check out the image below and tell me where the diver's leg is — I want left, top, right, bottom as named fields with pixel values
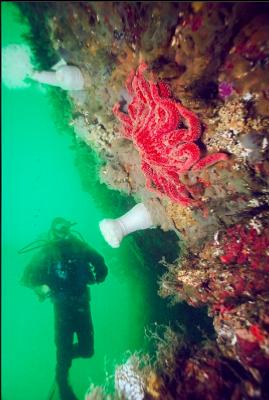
left=75, top=302, right=94, bottom=358
left=54, top=305, right=78, bottom=400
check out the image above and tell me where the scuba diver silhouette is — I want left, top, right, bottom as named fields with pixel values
left=20, top=217, right=108, bottom=400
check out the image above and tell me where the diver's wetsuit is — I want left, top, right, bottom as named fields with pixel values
left=22, top=234, right=108, bottom=400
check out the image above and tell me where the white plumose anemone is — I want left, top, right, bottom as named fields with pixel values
left=2, top=44, right=34, bottom=88
left=2, top=44, right=84, bottom=91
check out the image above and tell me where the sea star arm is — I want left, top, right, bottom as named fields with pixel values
left=170, top=143, right=201, bottom=173
left=175, top=104, right=201, bottom=141
left=154, top=100, right=181, bottom=133
left=158, top=81, right=171, bottom=98
left=163, top=178, right=194, bottom=205
left=141, top=160, right=164, bottom=192
left=141, top=161, right=194, bottom=206
left=191, top=152, right=228, bottom=171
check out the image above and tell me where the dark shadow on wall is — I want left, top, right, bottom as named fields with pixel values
left=133, top=228, right=216, bottom=347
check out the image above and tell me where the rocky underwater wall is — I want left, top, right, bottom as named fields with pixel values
left=14, top=2, right=269, bottom=399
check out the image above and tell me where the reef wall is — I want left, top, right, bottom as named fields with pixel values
left=16, top=2, right=269, bottom=399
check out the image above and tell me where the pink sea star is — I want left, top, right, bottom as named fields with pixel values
left=113, top=63, right=228, bottom=205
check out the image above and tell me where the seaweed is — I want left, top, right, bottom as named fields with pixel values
left=15, top=2, right=59, bottom=69
left=73, top=139, right=135, bottom=216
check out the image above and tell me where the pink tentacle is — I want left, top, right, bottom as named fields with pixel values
left=132, top=75, right=147, bottom=104
left=137, top=76, right=155, bottom=106
left=155, top=100, right=181, bottom=133
left=156, top=128, right=192, bottom=147
left=158, top=81, right=171, bottom=98
left=157, top=171, right=194, bottom=205
left=128, top=96, right=145, bottom=122
left=137, top=62, right=148, bottom=76
left=150, top=81, right=162, bottom=103
left=142, top=161, right=193, bottom=205
left=136, top=64, right=163, bottom=109
left=135, top=128, right=169, bottom=165
left=171, top=143, right=201, bottom=172
left=141, top=160, right=164, bottom=192
left=164, top=181, right=193, bottom=205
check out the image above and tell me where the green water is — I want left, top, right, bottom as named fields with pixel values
left=2, top=3, right=214, bottom=400
left=1, top=3, right=150, bottom=399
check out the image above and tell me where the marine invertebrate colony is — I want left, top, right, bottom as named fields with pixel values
left=113, top=63, right=228, bottom=205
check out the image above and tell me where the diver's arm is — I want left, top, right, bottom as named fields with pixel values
left=85, top=246, right=108, bottom=283
left=21, top=250, right=51, bottom=298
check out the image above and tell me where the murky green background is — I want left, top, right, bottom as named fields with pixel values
left=2, top=3, right=150, bottom=399
left=2, top=3, right=213, bottom=399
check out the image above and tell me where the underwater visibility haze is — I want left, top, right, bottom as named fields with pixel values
left=2, top=3, right=208, bottom=400
left=2, top=3, right=152, bottom=399
left=2, top=2, right=269, bottom=400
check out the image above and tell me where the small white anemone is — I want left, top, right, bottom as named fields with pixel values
left=99, top=218, right=123, bottom=248
left=99, top=203, right=155, bottom=248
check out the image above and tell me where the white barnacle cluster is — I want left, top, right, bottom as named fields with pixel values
left=242, top=92, right=253, bottom=101
left=177, top=269, right=205, bottom=285
left=248, top=198, right=260, bottom=208
left=205, top=98, right=260, bottom=159
left=248, top=217, right=263, bottom=234
left=72, top=115, right=116, bottom=154
left=262, top=137, right=268, bottom=150
left=212, top=247, right=222, bottom=257
left=224, top=129, right=253, bottom=159
left=212, top=231, right=222, bottom=257
left=217, top=324, right=235, bottom=344
left=206, top=127, right=244, bottom=158
left=88, top=121, right=116, bottom=154
left=232, top=163, right=240, bottom=170
left=72, top=116, right=91, bottom=143
left=170, top=24, right=181, bottom=48
left=239, top=144, right=253, bottom=159
left=115, top=357, right=145, bottom=400
left=214, top=231, right=220, bottom=245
